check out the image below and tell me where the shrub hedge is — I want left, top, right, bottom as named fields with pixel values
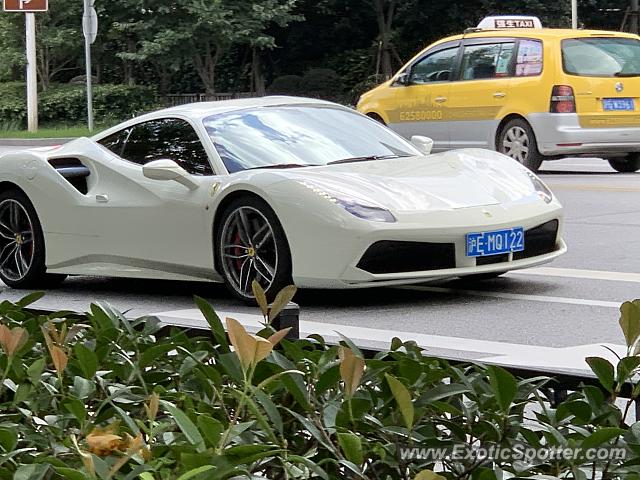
left=1, top=290, right=640, bottom=479
left=0, top=82, right=158, bottom=129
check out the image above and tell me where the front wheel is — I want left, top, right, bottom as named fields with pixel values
left=497, top=119, right=544, bottom=172
left=608, top=154, right=640, bottom=173
left=0, top=190, right=67, bottom=288
left=216, top=196, right=292, bottom=302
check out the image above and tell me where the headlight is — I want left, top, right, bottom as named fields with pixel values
left=300, top=181, right=396, bottom=223
left=525, top=170, right=553, bottom=204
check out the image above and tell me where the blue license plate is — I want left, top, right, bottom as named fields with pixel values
left=602, top=98, right=635, bottom=111
left=466, top=227, right=525, bottom=257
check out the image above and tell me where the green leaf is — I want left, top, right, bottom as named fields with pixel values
left=161, top=400, right=206, bottom=452
left=617, top=356, right=640, bottom=385
left=27, top=358, right=45, bottom=384
left=286, top=455, right=329, bottom=480
left=13, top=464, right=50, bottom=480
left=139, top=344, right=177, bottom=369
left=586, top=357, right=615, bottom=393
left=74, top=344, right=98, bottom=378
left=139, top=473, right=155, bottom=480
left=337, top=432, right=363, bottom=466
left=253, top=388, right=283, bottom=434
left=620, top=300, right=640, bottom=348
left=63, top=396, right=87, bottom=423
left=556, top=400, right=592, bottom=423
left=385, top=373, right=414, bottom=429
left=176, top=465, right=215, bottom=480
left=73, top=376, right=96, bottom=399
left=268, top=285, right=297, bottom=323
left=582, top=427, right=626, bottom=450
left=54, top=467, right=89, bottom=480
left=16, top=291, right=45, bottom=307
left=415, top=471, right=446, bottom=480
left=418, top=383, right=470, bottom=404
left=487, top=365, right=518, bottom=412
left=197, top=415, right=223, bottom=448
left=194, top=296, right=229, bottom=353
left=0, top=428, right=17, bottom=452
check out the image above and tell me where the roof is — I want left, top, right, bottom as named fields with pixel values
left=157, top=95, right=336, bottom=120
left=439, top=28, right=640, bottom=43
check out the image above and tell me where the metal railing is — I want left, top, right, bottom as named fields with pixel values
left=161, top=92, right=260, bottom=107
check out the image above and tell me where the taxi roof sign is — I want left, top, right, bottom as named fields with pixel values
left=477, top=16, right=542, bottom=30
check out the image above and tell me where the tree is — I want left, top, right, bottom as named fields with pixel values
left=0, top=13, right=24, bottom=82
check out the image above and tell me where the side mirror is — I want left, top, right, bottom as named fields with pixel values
left=143, top=159, right=199, bottom=190
left=394, top=72, right=410, bottom=86
left=411, top=135, right=434, bottom=155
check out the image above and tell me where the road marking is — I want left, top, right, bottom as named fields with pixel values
left=510, top=266, right=640, bottom=283
left=397, top=285, right=622, bottom=309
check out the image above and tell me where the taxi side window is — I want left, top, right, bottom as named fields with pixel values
left=460, top=42, right=515, bottom=80
left=410, top=47, right=459, bottom=84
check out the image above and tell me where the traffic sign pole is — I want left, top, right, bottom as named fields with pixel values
left=25, top=11, right=38, bottom=132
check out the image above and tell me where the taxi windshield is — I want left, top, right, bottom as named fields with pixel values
left=203, top=105, right=419, bottom=173
left=562, top=37, right=640, bottom=77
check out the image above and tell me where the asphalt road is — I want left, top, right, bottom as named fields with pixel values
left=1, top=147, right=638, bottom=361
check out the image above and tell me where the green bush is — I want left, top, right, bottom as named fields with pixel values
left=0, top=83, right=158, bottom=129
left=1, top=291, right=640, bottom=479
left=267, top=74, right=304, bottom=96
left=300, top=68, right=344, bottom=101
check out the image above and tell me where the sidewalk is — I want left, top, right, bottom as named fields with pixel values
left=0, top=138, right=74, bottom=147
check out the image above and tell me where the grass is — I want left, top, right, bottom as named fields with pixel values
left=0, top=126, right=95, bottom=139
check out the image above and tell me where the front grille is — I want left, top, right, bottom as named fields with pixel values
left=514, top=220, right=559, bottom=260
left=357, top=241, right=456, bottom=274
left=477, top=253, right=509, bottom=266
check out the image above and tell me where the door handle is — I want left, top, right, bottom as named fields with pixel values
left=493, top=92, right=506, bottom=98
left=434, top=96, right=447, bottom=103
left=96, top=194, right=109, bottom=203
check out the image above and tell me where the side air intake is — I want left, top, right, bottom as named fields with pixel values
left=48, top=158, right=90, bottom=194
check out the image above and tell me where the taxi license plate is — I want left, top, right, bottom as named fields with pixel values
left=603, top=98, right=635, bottom=111
left=466, top=227, right=525, bottom=257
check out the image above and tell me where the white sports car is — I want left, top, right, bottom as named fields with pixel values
left=0, top=96, right=566, bottom=301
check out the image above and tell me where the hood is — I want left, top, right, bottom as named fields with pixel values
left=280, top=149, right=540, bottom=212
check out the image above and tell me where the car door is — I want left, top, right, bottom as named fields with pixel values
left=447, top=38, right=516, bottom=149
left=385, top=42, right=460, bottom=151
left=91, top=117, right=219, bottom=279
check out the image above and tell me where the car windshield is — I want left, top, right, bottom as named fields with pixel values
left=562, top=37, right=640, bottom=77
left=203, top=105, right=420, bottom=173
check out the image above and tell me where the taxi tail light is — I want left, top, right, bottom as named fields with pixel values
left=550, top=85, right=576, bottom=113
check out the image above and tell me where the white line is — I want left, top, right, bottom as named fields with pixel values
left=510, top=266, right=640, bottom=283
left=397, top=285, right=622, bottom=308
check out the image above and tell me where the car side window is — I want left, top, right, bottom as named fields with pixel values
left=410, top=47, right=460, bottom=84
left=98, top=128, right=131, bottom=157
left=120, top=118, right=214, bottom=176
left=460, top=42, right=515, bottom=80
left=515, top=39, right=543, bottom=77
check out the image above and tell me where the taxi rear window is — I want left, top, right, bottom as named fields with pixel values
left=562, top=37, right=640, bottom=77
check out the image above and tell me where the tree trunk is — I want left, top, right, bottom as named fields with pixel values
left=373, top=0, right=396, bottom=80
left=252, top=47, right=266, bottom=96
left=123, top=38, right=136, bottom=86
left=193, top=42, right=220, bottom=96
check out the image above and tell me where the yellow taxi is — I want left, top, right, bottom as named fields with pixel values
left=357, top=16, right=640, bottom=172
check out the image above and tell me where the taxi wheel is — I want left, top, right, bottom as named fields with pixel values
left=608, top=155, right=640, bottom=173
left=498, top=119, right=544, bottom=172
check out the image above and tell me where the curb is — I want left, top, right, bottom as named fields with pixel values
left=0, top=138, right=75, bottom=147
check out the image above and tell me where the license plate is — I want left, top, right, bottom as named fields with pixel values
left=603, top=98, right=635, bottom=111
left=466, top=227, right=525, bottom=257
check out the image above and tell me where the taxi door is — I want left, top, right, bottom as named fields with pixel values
left=384, top=42, right=461, bottom=152
left=447, top=38, right=515, bottom=149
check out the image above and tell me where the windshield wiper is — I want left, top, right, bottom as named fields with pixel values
left=245, top=163, right=321, bottom=171
left=328, top=154, right=410, bottom=165
left=615, top=71, right=640, bottom=77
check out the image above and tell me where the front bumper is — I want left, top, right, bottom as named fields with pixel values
left=528, top=113, right=640, bottom=156
left=283, top=199, right=565, bottom=289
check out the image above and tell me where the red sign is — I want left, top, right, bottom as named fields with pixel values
left=3, top=0, right=48, bottom=12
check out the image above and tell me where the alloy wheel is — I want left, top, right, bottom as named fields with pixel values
left=502, top=126, right=530, bottom=163
left=0, top=199, right=35, bottom=282
left=220, top=206, right=278, bottom=298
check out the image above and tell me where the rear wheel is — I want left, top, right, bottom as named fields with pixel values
left=498, top=118, right=544, bottom=172
left=608, top=154, right=640, bottom=173
left=216, top=197, right=292, bottom=302
left=0, top=190, right=66, bottom=288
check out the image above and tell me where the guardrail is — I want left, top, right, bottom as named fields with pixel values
left=161, top=92, right=259, bottom=107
